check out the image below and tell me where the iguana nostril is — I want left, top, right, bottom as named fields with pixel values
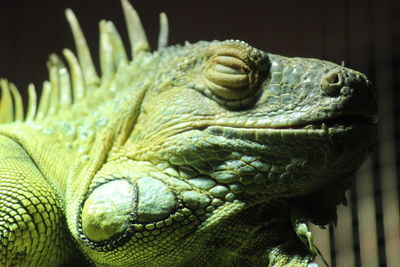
left=321, top=70, right=344, bottom=96
left=326, top=73, right=340, bottom=84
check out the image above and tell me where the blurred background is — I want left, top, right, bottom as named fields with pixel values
left=0, top=0, right=398, bottom=266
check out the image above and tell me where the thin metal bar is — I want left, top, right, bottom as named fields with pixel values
left=329, top=224, right=336, bottom=267
left=356, top=159, right=379, bottom=267
left=385, top=0, right=400, bottom=267
left=349, top=188, right=361, bottom=267
left=334, top=191, right=355, bottom=267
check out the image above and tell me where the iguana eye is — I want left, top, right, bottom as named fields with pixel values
left=203, top=41, right=268, bottom=101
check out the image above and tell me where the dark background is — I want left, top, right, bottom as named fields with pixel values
left=0, top=1, right=399, bottom=266
left=2, top=0, right=397, bottom=88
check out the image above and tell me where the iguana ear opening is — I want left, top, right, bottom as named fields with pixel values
left=202, top=41, right=269, bottom=107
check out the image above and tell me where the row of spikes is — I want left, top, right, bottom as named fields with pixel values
left=0, top=0, right=169, bottom=124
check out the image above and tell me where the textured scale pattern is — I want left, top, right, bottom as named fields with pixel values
left=0, top=136, right=75, bottom=266
left=0, top=0, right=377, bottom=266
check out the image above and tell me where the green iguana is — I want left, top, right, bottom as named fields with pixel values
left=0, top=1, right=378, bottom=266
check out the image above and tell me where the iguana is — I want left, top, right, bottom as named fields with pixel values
left=0, top=1, right=378, bottom=266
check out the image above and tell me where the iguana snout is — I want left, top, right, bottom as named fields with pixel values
left=320, top=67, right=368, bottom=97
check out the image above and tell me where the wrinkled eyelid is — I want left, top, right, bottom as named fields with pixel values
left=204, top=41, right=269, bottom=77
left=214, top=63, right=246, bottom=75
left=201, top=42, right=269, bottom=103
left=205, top=45, right=258, bottom=67
left=213, top=56, right=248, bottom=74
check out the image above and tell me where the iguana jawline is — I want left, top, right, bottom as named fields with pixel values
left=193, top=113, right=376, bottom=133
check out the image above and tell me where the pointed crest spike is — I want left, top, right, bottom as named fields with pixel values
left=47, top=55, right=60, bottom=116
left=99, top=20, right=114, bottom=77
left=65, top=9, right=99, bottom=86
left=158, top=12, right=169, bottom=50
left=106, top=21, right=128, bottom=68
left=56, top=57, right=72, bottom=108
left=26, top=83, right=37, bottom=122
left=9, top=83, right=23, bottom=121
left=36, top=81, right=51, bottom=120
left=0, top=80, right=13, bottom=123
left=121, top=0, right=150, bottom=57
left=63, top=48, right=85, bottom=100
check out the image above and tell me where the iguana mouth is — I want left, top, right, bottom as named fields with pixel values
left=199, top=113, right=377, bottom=133
left=275, top=114, right=378, bottom=130
left=196, top=113, right=378, bottom=150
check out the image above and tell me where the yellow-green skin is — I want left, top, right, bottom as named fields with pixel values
left=0, top=7, right=377, bottom=267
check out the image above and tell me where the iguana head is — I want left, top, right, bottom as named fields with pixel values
left=127, top=39, right=377, bottom=195
left=47, top=1, right=377, bottom=266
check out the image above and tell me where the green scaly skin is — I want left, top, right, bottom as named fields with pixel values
left=0, top=1, right=377, bottom=266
